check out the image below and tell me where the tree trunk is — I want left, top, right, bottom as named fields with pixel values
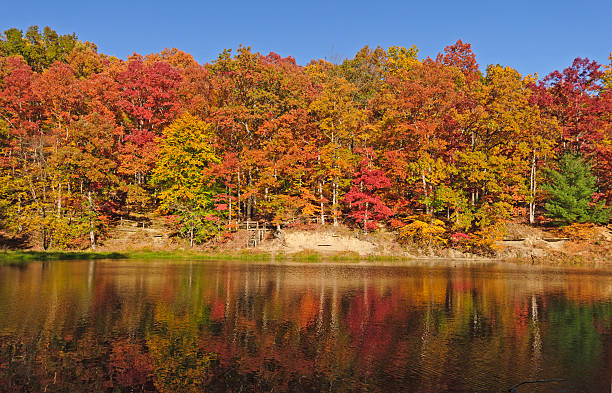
left=57, top=180, right=62, bottom=219
left=247, top=168, right=253, bottom=221
left=17, top=195, right=22, bottom=232
left=42, top=229, right=49, bottom=250
left=42, top=181, right=50, bottom=250
left=363, top=202, right=369, bottom=235
left=319, top=181, right=325, bottom=225
left=529, top=150, right=537, bottom=225
left=332, top=180, right=338, bottom=227
left=228, top=186, right=232, bottom=224
left=237, top=169, right=241, bottom=223
left=421, top=170, right=428, bottom=215
left=87, top=189, right=96, bottom=250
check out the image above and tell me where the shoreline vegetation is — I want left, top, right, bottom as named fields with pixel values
left=0, top=249, right=416, bottom=265
left=0, top=26, right=610, bottom=259
left=1, top=247, right=609, bottom=268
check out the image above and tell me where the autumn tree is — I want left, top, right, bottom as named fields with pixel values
left=307, top=60, right=362, bottom=226
left=116, top=56, right=182, bottom=213
left=58, top=114, right=119, bottom=249
left=344, top=150, right=393, bottom=233
left=152, top=114, right=222, bottom=246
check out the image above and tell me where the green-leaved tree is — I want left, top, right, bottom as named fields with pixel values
left=541, top=153, right=610, bottom=225
left=152, top=114, right=223, bottom=246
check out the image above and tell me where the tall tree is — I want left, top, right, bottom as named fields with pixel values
left=152, top=114, right=222, bottom=246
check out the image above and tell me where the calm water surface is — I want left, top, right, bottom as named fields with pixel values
left=0, top=260, right=611, bottom=392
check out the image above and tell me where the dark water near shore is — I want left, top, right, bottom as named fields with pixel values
left=0, top=260, right=611, bottom=392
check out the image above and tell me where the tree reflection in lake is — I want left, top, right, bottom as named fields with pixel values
left=0, top=260, right=611, bottom=392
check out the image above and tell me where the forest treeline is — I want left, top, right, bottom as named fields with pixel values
left=0, top=26, right=610, bottom=251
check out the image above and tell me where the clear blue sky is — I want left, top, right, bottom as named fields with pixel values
left=2, top=0, right=610, bottom=77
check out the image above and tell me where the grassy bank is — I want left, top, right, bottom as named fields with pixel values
left=285, top=250, right=411, bottom=262
left=0, top=250, right=273, bottom=265
left=1, top=249, right=609, bottom=268
left=0, top=251, right=129, bottom=265
left=0, top=249, right=416, bottom=266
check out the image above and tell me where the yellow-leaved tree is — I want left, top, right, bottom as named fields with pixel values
left=152, top=113, right=222, bottom=247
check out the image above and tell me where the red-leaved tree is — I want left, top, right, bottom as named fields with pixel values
left=344, top=149, right=393, bottom=233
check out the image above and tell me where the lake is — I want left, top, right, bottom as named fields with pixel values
left=0, top=260, right=611, bottom=392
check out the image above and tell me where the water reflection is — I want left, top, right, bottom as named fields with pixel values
left=0, top=260, right=611, bottom=392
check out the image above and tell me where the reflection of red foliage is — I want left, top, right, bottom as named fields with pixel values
left=109, top=339, right=153, bottom=387
left=211, top=299, right=225, bottom=321
left=513, top=303, right=529, bottom=337
left=345, top=290, right=395, bottom=371
left=452, top=278, right=473, bottom=292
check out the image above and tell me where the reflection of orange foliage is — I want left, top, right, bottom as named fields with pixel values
left=3, top=261, right=612, bottom=392
left=299, top=292, right=317, bottom=327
